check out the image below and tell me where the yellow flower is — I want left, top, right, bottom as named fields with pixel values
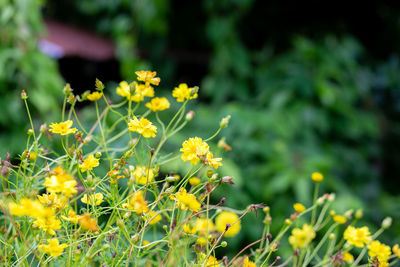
left=199, top=253, right=220, bottom=267
left=37, top=193, right=67, bottom=209
left=311, top=172, right=324, bottom=182
left=145, top=97, right=170, bottom=112
left=81, top=193, right=104, bottom=206
left=131, top=166, right=155, bottom=185
left=49, top=120, right=77, bottom=135
left=116, top=81, right=132, bottom=99
left=243, top=257, right=256, bottom=267
left=122, top=190, right=149, bottom=214
left=78, top=213, right=100, bottom=232
left=87, top=91, right=103, bottom=101
left=135, top=71, right=160, bottom=86
left=293, top=203, right=306, bottom=213
left=117, top=81, right=153, bottom=102
left=38, top=239, right=67, bottom=257
left=333, top=215, right=347, bottom=224
left=196, top=237, right=207, bottom=246
left=205, top=152, right=223, bottom=169
left=79, top=155, right=99, bottom=172
left=61, top=210, right=81, bottom=224
left=8, top=198, right=45, bottom=218
left=189, top=177, right=201, bottom=186
left=29, top=152, right=37, bottom=160
left=145, top=211, right=162, bottom=225
left=288, top=224, right=316, bottom=248
left=368, top=240, right=391, bottom=263
left=215, top=211, right=241, bottom=237
left=128, top=116, right=157, bottom=138
left=183, top=224, right=196, bottom=234
left=342, top=252, right=354, bottom=262
left=393, top=244, right=400, bottom=258
left=194, top=218, right=215, bottom=235
left=172, top=83, right=197, bottom=102
left=343, top=226, right=371, bottom=248
left=43, top=166, right=77, bottom=197
left=143, top=240, right=150, bottom=246
left=174, top=188, right=201, bottom=212
left=33, top=213, right=62, bottom=235
left=180, top=137, right=209, bottom=165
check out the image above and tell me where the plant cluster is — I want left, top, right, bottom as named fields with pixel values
left=0, top=71, right=398, bottom=266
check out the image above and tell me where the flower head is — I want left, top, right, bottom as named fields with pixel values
left=128, top=116, right=157, bottom=138
left=293, top=203, right=306, bottom=213
left=116, top=81, right=154, bottom=102
left=79, top=155, right=99, bottom=172
left=343, top=226, right=371, bottom=247
left=243, top=257, right=256, bottom=267
left=43, top=166, right=77, bottom=197
left=145, top=211, right=162, bottom=225
left=87, top=91, right=103, bottom=101
left=288, top=224, right=316, bottom=248
left=37, top=193, right=67, bottom=209
left=343, top=252, right=354, bottom=262
left=368, top=240, right=391, bottom=263
left=49, top=120, right=77, bottom=135
left=122, top=190, right=149, bottom=214
left=215, top=211, right=241, bottom=237
left=131, top=166, right=155, bottom=185
left=78, top=213, right=99, bottom=231
left=311, top=172, right=324, bottom=182
left=173, top=188, right=201, bottom=212
left=194, top=218, right=215, bottom=235
left=61, top=209, right=81, bottom=224
left=205, top=152, right=223, bottom=169
left=393, top=244, right=400, bottom=258
left=135, top=71, right=160, bottom=86
left=333, top=215, right=347, bottom=224
left=199, top=253, right=220, bottom=267
left=189, top=177, right=201, bottom=186
left=180, top=137, right=209, bottom=165
left=38, top=239, right=67, bottom=257
left=172, top=83, right=197, bottom=102
left=81, top=193, right=104, bottom=206
left=145, top=97, right=170, bottom=112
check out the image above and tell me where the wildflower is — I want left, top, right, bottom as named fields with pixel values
left=368, top=240, right=391, bottom=263
left=117, top=81, right=153, bottom=102
left=8, top=198, right=45, bottom=218
left=243, top=257, right=256, bottom=267
left=183, top=224, right=196, bottom=234
left=196, top=237, right=207, bottom=246
left=145, top=211, right=162, bottom=225
left=143, top=240, right=150, bottom=246
left=215, top=211, right=241, bottom=237
left=37, top=193, right=67, bottom=209
left=199, top=253, right=220, bottom=267
left=189, top=177, right=201, bottom=186
left=135, top=71, right=160, bottom=86
left=49, top=120, right=77, bottom=135
left=145, top=97, right=170, bottom=112
left=78, top=213, right=100, bottom=231
left=342, top=252, right=354, bottom=262
left=311, top=172, right=324, bottom=182
left=288, top=224, right=316, bottom=248
left=79, top=155, right=99, bottom=172
left=343, top=226, right=371, bottom=247
left=43, top=166, right=77, bottom=197
left=87, top=91, right=103, bottom=101
left=29, top=152, right=37, bottom=160
left=333, top=215, right=347, bottom=224
left=172, top=83, right=198, bottom=102
left=81, top=193, right=104, bottom=206
left=33, top=213, right=62, bottom=235
left=122, top=190, right=149, bottom=214
left=61, top=210, right=81, bottom=224
left=173, top=188, right=201, bottom=212
left=128, top=116, right=157, bottom=138
left=180, top=137, right=209, bottom=165
left=393, top=244, right=400, bottom=258
left=38, top=239, right=67, bottom=257
left=194, top=218, right=215, bottom=235
left=293, top=203, right=306, bottom=213
left=205, top=152, right=223, bottom=169
left=116, top=81, right=132, bottom=99
left=131, top=166, right=155, bottom=185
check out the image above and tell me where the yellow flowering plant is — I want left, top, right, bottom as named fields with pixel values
left=0, top=70, right=398, bottom=266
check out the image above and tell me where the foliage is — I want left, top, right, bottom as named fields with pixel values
left=0, top=72, right=398, bottom=266
left=0, top=0, right=64, bottom=152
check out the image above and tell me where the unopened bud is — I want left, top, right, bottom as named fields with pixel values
left=206, top=170, right=214, bottom=178
left=27, top=129, right=34, bottom=135
left=84, top=136, right=92, bottom=144
left=95, top=78, right=104, bottom=90
left=95, top=152, right=102, bottom=158
left=263, top=206, right=270, bottom=213
left=63, top=83, right=72, bottom=95
left=221, top=241, right=227, bottom=247
left=344, top=209, right=353, bottom=218
left=166, top=175, right=180, bottom=183
left=284, top=219, right=292, bottom=225
left=355, top=209, right=363, bottom=219
left=185, top=110, right=195, bottom=121
left=190, top=86, right=199, bottom=97
left=382, top=217, right=392, bottom=229
left=329, top=233, right=335, bottom=239
left=220, top=115, right=231, bottom=128
left=327, top=193, right=336, bottom=202
left=123, top=212, right=131, bottom=219
left=131, top=234, right=140, bottom=243
left=68, top=93, right=76, bottom=103
left=21, top=90, right=28, bottom=100
left=316, top=197, right=325, bottom=206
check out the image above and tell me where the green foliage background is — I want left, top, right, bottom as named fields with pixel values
left=2, top=0, right=400, bottom=255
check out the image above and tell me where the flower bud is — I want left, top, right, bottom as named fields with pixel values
left=220, top=115, right=231, bottom=128
left=355, top=209, right=363, bottom=219
left=27, top=129, right=34, bottom=135
left=344, top=209, right=353, bottom=218
left=95, top=152, right=102, bottom=158
left=284, top=219, right=292, bottom=225
left=206, top=170, right=214, bottom=178
left=123, top=212, right=131, bottom=219
left=221, top=241, right=227, bottom=247
left=84, top=136, right=92, bottom=144
left=316, top=197, right=325, bottom=206
left=329, top=233, right=335, bottom=239
left=131, top=234, right=140, bottom=243
left=190, top=86, right=199, bottom=97
left=63, top=83, right=72, bottom=95
left=95, top=78, right=104, bottom=90
left=21, top=90, right=28, bottom=100
left=327, top=193, right=336, bottom=202
left=382, top=217, right=392, bottom=229
left=185, top=110, right=195, bottom=121
left=263, top=206, right=270, bottom=213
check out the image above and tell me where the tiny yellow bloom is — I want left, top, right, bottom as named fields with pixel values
left=78, top=213, right=99, bottom=232
left=343, top=226, right=371, bottom=248
left=37, top=193, right=67, bottom=209
left=393, top=244, right=400, bottom=258
left=174, top=188, right=201, bottom=212
left=172, top=83, right=197, bottom=102
left=43, top=166, right=77, bottom=197
left=61, top=210, right=81, bottom=224
left=205, top=152, right=223, bottom=169
left=81, top=193, right=104, bottom=206
left=143, top=240, right=150, bottom=246
left=199, top=252, right=220, bottom=267
left=189, top=177, right=201, bottom=186
left=29, top=152, right=37, bottom=160
left=293, top=203, right=306, bottom=213
left=131, top=166, right=156, bottom=185
left=243, top=257, right=256, bottom=267
left=145, top=211, right=162, bottom=225
left=87, top=91, right=103, bottom=101
left=368, top=240, right=391, bottom=263
left=180, top=137, right=209, bottom=165
left=122, top=190, right=149, bottom=214
left=194, top=218, right=215, bottom=235
left=79, top=155, right=99, bottom=172
left=128, top=116, right=157, bottom=138
left=288, top=224, right=316, bottom=248
left=145, top=97, right=170, bottom=112
left=196, top=237, right=208, bottom=246
left=183, top=224, right=196, bottom=234
left=333, top=215, right=347, bottom=224
left=311, top=172, right=324, bottom=182
left=33, top=213, right=62, bottom=235
left=215, top=211, right=241, bottom=237
left=135, top=71, right=160, bottom=86
left=342, top=252, right=354, bottom=262
left=38, top=239, right=67, bottom=257
left=49, top=120, right=77, bottom=135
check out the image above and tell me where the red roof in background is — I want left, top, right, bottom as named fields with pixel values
left=42, top=19, right=115, bottom=61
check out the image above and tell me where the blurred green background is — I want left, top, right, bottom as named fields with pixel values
left=1, top=0, right=400, bottom=256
